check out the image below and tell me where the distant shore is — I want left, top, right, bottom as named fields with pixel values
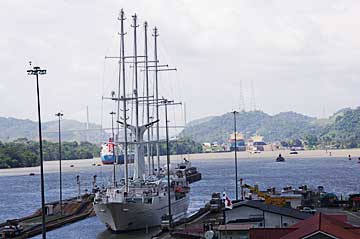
left=185, top=148, right=360, bottom=160
left=1, top=148, right=359, bottom=177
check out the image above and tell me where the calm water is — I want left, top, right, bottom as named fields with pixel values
left=1, top=156, right=359, bottom=238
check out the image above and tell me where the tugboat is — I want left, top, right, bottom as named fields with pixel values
left=276, top=154, right=285, bottom=162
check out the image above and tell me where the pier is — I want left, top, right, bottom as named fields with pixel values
left=154, top=187, right=360, bottom=239
left=0, top=194, right=94, bottom=239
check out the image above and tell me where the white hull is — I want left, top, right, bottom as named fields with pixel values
left=94, top=194, right=189, bottom=231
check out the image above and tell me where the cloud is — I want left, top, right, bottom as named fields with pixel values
left=1, top=0, right=360, bottom=127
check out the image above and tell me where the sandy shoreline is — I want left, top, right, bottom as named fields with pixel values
left=1, top=148, right=359, bottom=177
left=186, top=148, right=360, bottom=160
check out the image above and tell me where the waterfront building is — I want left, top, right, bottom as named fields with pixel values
left=224, top=200, right=311, bottom=228
left=249, top=213, right=360, bottom=239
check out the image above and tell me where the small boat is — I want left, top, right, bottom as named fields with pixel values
left=276, top=154, right=285, bottom=162
left=29, top=173, right=35, bottom=176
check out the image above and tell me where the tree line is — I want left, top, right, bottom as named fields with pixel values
left=157, top=138, right=203, bottom=156
left=0, top=137, right=202, bottom=169
left=0, top=138, right=99, bottom=169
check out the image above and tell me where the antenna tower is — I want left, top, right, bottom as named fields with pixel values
left=250, top=80, right=257, bottom=111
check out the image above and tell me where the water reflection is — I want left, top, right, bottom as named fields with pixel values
left=96, top=227, right=161, bottom=239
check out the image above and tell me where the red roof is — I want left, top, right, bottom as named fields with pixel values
left=249, top=228, right=295, bottom=239
left=349, top=228, right=360, bottom=234
left=250, top=213, right=360, bottom=239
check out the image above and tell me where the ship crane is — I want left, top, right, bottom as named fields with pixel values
left=242, top=184, right=287, bottom=207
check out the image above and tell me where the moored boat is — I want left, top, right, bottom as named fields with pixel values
left=100, top=139, right=134, bottom=165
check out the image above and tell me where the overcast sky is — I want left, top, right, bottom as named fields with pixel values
left=1, top=0, right=360, bottom=127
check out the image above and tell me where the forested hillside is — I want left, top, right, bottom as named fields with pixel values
left=181, top=107, right=360, bottom=148
left=181, top=111, right=320, bottom=143
left=0, top=138, right=99, bottom=168
left=0, top=117, right=107, bottom=143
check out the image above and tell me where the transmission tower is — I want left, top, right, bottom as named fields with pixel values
left=239, top=80, right=245, bottom=112
left=250, top=80, right=257, bottom=111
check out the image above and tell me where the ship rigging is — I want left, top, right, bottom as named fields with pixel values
left=93, top=9, right=201, bottom=232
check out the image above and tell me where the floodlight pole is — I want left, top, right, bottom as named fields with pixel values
left=55, top=112, right=63, bottom=216
left=232, top=110, right=239, bottom=201
left=164, top=99, right=172, bottom=226
left=159, top=98, right=181, bottom=227
left=27, top=64, right=47, bottom=239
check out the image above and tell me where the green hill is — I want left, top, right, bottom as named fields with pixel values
left=180, top=108, right=360, bottom=148
left=182, top=110, right=321, bottom=144
left=320, top=107, right=360, bottom=148
left=0, top=117, right=107, bottom=143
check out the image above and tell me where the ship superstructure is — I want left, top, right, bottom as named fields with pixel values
left=248, top=135, right=267, bottom=151
left=100, top=139, right=134, bottom=165
left=229, top=132, right=246, bottom=151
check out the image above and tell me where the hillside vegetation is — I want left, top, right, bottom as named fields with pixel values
left=0, top=117, right=107, bottom=143
left=0, top=138, right=99, bottom=169
left=180, top=107, right=360, bottom=149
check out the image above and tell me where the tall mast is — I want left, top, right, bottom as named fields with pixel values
left=119, top=9, right=128, bottom=189
left=144, top=21, right=152, bottom=175
left=110, top=111, right=116, bottom=185
left=116, top=21, right=122, bottom=141
left=132, top=14, right=146, bottom=179
left=132, top=14, right=139, bottom=131
left=153, top=27, right=160, bottom=174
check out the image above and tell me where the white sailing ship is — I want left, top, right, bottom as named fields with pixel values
left=93, top=9, right=200, bottom=232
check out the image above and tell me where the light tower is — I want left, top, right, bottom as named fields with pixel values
left=55, top=112, right=64, bottom=216
left=27, top=63, right=47, bottom=239
left=231, top=110, right=239, bottom=200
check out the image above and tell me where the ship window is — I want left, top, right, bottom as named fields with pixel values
left=126, top=198, right=142, bottom=203
left=144, top=198, right=153, bottom=204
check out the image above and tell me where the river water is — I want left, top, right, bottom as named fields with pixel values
left=0, top=156, right=359, bottom=238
